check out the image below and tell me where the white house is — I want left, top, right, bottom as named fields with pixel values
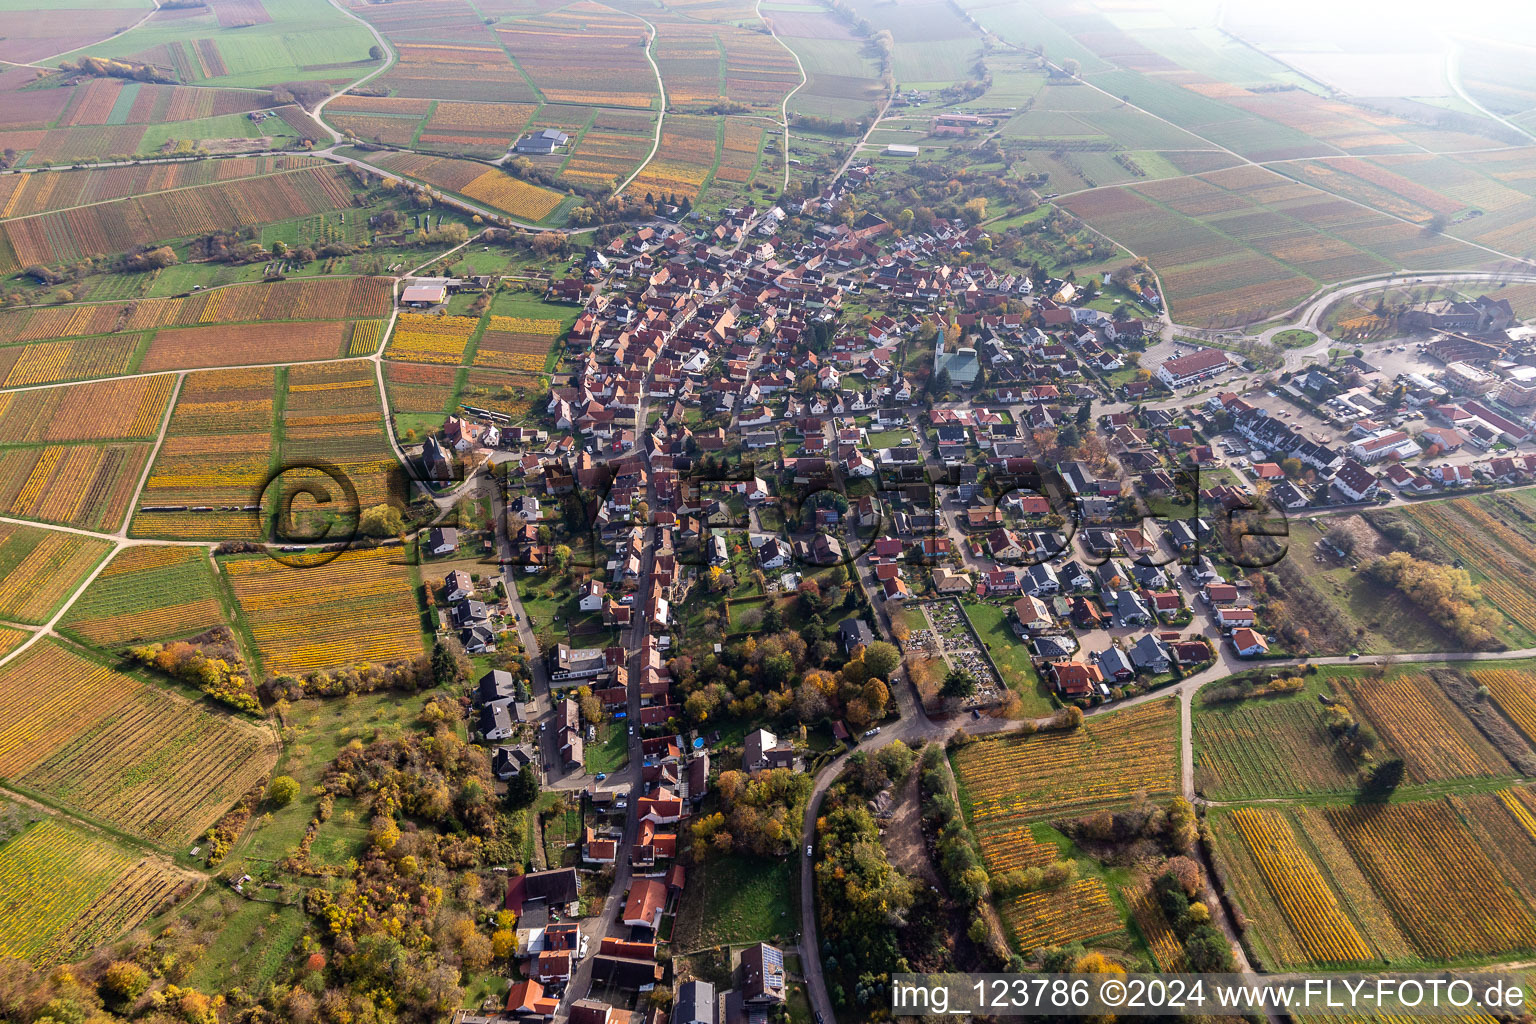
left=579, top=579, right=606, bottom=612
left=1157, top=349, right=1229, bottom=388
left=1216, top=607, right=1257, bottom=629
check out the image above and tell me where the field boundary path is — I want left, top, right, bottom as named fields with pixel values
left=0, top=0, right=164, bottom=70
left=315, top=0, right=401, bottom=146
left=605, top=4, right=667, bottom=197
left=757, top=0, right=807, bottom=192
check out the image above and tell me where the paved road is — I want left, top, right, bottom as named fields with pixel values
left=315, top=0, right=395, bottom=145
left=793, top=495, right=1536, bottom=1024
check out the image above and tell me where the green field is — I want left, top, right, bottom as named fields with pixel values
left=137, top=112, right=301, bottom=155
left=672, top=853, right=795, bottom=952
left=584, top=721, right=629, bottom=776
left=186, top=896, right=307, bottom=993
left=65, top=0, right=378, bottom=88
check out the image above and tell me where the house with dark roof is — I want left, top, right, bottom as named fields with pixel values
left=838, top=617, right=875, bottom=653
left=425, top=526, right=458, bottom=556
left=477, top=669, right=519, bottom=705
left=738, top=943, right=787, bottom=1004
left=1096, top=646, right=1134, bottom=682
left=1128, top=634, right=1171, bottom=674
left=492, top=744, right=535, bottom=779
left=1332, top=458, right=1379, bottom=502
left=743, top=728, right=795, bottom=773
left=505, top=867, right=580, bottom=915
left=590, top=948, right=663, bottom=990
left=479, top=703, right=516, bottom=741
left=674, top=982, right=716, bottom=1024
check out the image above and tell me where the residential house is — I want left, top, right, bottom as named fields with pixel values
left=579, top=579, right=606, bottom=612
left=1012, top=595, right=1052, bottom=632
left=1097, top=647, right=1134, bottom=682
left=1049, top=659, right=1104, bottom=699
left=738, top=943, right=787, bottom=1005
left=673, top=982, right=716, bottom=1024
left=505, top=980, right=559, bottom=1019
left=425, top=526, right=458, bottom=556
left=479, top=703, right=516, bottom=741
left=623, top=878, right=667, bottom=930
left=444, top=569, right=473, bottom=602
left=1231, top=627, right=1270, bottom=657
left=1157, top=349, right=1229, bottom=388
left=1128, top=634, right=1171, bottom=674
left=743, top=728, right=795, bottom=772
left=1216, top=607, right=1257, bottom=630
left=1332, top=459, right=1380, bottom=502
left=492, top=744, right=535, bottom=780
left=505, top=867, right=581, bottom=915
left=838, top=618, right=875, bottom=653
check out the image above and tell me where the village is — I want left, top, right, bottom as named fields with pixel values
left=399, top=166, right=1536, bottom=1024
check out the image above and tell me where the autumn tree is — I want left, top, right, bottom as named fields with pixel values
left=268, top=775, right=300, bottom=807
left=863, top=640, right=899, bottom=680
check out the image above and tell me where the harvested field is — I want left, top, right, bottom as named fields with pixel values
left=383, top=361, right=459, bottom=418
left=138, top=321, right=350, bottom=371
left=474, top=323, right=557, bottom=372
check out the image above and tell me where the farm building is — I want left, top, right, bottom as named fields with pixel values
left=401, top=281, right=448, bottom=307
left=885, top=143, right=919, bottom=157
left=515, top=128, right=571, bottom=155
